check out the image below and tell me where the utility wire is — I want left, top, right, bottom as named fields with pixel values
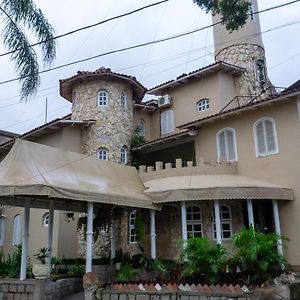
left=0, top=0, right=298, bottom=88
left=0, top=0, right=169, bottom=59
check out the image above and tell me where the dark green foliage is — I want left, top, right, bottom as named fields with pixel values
left=34, top=247, right=51, bottom=264
left=0, top=0, right=56, bottom=99
left=50, top=256, right=62, bottom=265
left=0, top=245, right=23, bottom=278
left=181, top=237, right=227, bottom=284
left=113, top=249, right=131, bottom=264
left=193, top=0, right=251, bottom=31
left=131, top=126, right=146, bottom=148
left=117, top=265, right=138, bottom=282
left=68, top=264, right=85, bottom=277
left=232, top=226, right=287, bottom=283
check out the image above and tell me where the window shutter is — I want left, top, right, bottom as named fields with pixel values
left=226, top=130, right=236, bottom=161
left=265, top=120, right=276, bottom=152
left=256, top=122, right=266, bottom=155
left=218, top=131, right=226, bottom=160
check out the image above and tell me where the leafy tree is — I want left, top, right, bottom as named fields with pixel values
left=0, top=0, right=56, bottom=99
left=193, top=0, right=251, bottom=31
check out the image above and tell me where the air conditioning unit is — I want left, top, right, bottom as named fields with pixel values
left=158, top=94, right=172, bottom=107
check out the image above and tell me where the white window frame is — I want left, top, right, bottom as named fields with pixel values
left=120, top=146, right=128, bottom=164
left=97, top=148, right=109, bottom=161
left=216, top=127, right=238, bottom=162
left=161, top=110, right=174, bottom=135
left=129, top=210, right=137, bottom=244
left=186, top=205, right=203, bottom=238
left=0, top=217, right=5, bottom=246
left=253, top=117, right=279, bottom=157
left=212, top=205, right=232, bottom=241
left=12, top=214, right=22, bottom=246
left=139, top=119, right=146, bottom=137
left=97, top=90, right=108, bottom=107
left=197, top=98, right=210, bottom=112
left=43, top=213, right=49, bottom=227
left=121, top=91, right=128, bottom=108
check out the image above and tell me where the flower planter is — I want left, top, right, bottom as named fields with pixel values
left=115, top=263, right=122, bottom=271
left=32, top=264, right=51, bottom=278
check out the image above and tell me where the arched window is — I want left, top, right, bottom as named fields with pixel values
left=121, top=91, right=128, bottom=108
left=197, top=98, right=210, bottom=112
left=186, top=205, right=203, bottom=238
left=212, top=205, right=232, bottom=240
left=253, top=117, right=278, bottom=157
left=43, top=213, right=49, bottom=227
left=139, top=119, right=146, bottom=137
left=12, top=214, right=22, bottom=245
left=120, top=146, right=128, bottom=164
left=97, top=148, right=109, bottom=161
left=97, top=90, right=108, bottom=107
left=216, top=128, right=238, bottom=162
left=161, top=110, right=174, bottom=134
left=0, top=216, right=5, bottom=246
left=129, top=210, right=137, bottom=244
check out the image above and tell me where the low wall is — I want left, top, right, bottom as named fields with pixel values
left=92, top=265, right=116, bottom=283
left=0, top=277, right=82, bottom=300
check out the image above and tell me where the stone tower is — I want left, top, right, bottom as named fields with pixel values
left=60, top=67, right=146, bottom=163
left=212, top=0, right=272, bottom=99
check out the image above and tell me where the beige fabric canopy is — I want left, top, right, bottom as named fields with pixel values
left=144, top=175, right=294, bottom=203
left=0, top=139, right=159, bottom=210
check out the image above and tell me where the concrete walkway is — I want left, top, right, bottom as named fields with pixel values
left=62, top=291, right=84, bottom=299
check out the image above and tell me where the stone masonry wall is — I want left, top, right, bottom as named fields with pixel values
left=71, top=78, right=133, bottom=162
left=216, top=44, right=272, bottom=103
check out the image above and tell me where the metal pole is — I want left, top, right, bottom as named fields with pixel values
left=247, top=199, right=254, bottom=227
left=150, top=210, right=156, bottom=259
left=20, top=200, right=30, bottom=280
left=181, top=201, right=188, bottom=241
left=272, top=199, right=283, bottom=255
left=86, top=202, right=94, bottom=273
left=47, top=201, right=54, bottom=265
left=45, top=98, right=48, bottom=124
left=214, top=200, right=222, bottom=244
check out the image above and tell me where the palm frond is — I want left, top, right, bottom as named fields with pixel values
left=1, top=0, right=56, bottom=64
left=0, top=7, right=39, bottom=99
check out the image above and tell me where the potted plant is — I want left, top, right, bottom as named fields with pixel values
left=114, top=249, right=123, bottom=271
left=32, top=247, right=52, bottom=278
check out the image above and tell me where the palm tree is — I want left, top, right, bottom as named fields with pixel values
left=0, top=0, right=56, bottom=100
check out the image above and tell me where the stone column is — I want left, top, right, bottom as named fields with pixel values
left=110, top=219, right=116, bottom=260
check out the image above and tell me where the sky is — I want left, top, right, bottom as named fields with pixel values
left=0, top=0, right=299, bottom=134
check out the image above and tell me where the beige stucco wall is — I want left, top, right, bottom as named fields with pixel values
left=133, top=110, right=153, bottom=142
left=148, top=73, right=236, bottom=140
left=194, top=97, right=300, bottom=266
left=0, top=126, right=82, bottom=259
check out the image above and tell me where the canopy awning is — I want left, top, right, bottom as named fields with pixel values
left=144, top=175, right=294, bottom=203
left=0, top=139, right=159, bottom=211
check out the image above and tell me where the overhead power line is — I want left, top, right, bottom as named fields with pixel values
left=0, top=0, right=299, bottom=88
left=0, top=0, right=169, bottom=59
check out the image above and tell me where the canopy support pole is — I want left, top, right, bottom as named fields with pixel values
left=150, top=210, right=156, bottom=259
left=110, top=218, right=116, bottom=260
left=247, top=199, right=254, bottom=227
left=20, top=200, right=30, bottom=280
left=181, top=201, right=188, bottom=242
left=272, top=199, right=283, bottom=255
left=47, top=201, right=54, bottom=265
left=85, top=202, right=94, bottom=273
left=214, top=200, right=222, bottom=244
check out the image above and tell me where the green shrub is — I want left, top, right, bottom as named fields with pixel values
left=68, top=264, right=85, bottom=277
left=181, top=237, right=227, bottom=284
left=0, top=245, right=23, bottom=278
left=117, top=265, right=137, bottom=282
left=232, top=226, right=287, bottom=282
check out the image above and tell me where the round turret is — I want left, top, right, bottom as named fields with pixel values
left=60, top=67, right=146, bottom=163
left=212, top=0, right=273, bottom=98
